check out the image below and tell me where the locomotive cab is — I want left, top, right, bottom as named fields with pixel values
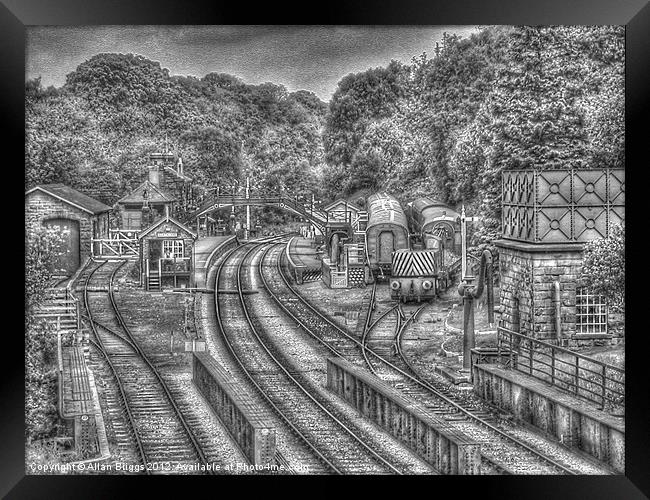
left=390, top=248, right=440, bottom=303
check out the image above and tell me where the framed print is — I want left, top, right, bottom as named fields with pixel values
left=4, top=0, right=649, bottom=497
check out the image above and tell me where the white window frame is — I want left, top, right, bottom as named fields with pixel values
left=576, top=287, right=608, bottom=334
left=162, top=239, right=184, bottom=259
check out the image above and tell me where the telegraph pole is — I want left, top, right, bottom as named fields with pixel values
left=246, top=176, right=251, bottom=240
left=461, top=205, right=468, bottom=279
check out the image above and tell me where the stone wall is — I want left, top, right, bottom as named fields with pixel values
left=496, top=240, right=584, bottom=339
left=25, top=191, right=108, bottom=265
left=473, top=363, right=625, bottom=472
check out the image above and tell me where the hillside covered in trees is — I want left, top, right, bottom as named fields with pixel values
left=26, top=54, right=329, bottom=207
left=26, top=25, right=624, bottom=245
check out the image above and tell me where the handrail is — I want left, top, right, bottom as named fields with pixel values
left=188, top=194, right=328, bottom=228
left=498, top=327, right=623, bottom=373
left=497, top=326, right=624, bottom=410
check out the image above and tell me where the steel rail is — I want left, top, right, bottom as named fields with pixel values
left=105, top=262, right=212, bottom=471
left=254, top=244, right=404, bottom=475
left=394, top=304, right=428, bottom=369
left=270, top=245, right=578, bottom=475
left=359, top=283, right=400, bottom=376
left=212, top=239, right=344, bottom=474
left=83, top=260, right=150, bottom=472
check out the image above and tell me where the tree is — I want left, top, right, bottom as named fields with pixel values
left=179, top=127, right=243, bottom=189
left=581, top=224, right=625, bottom=312
left=25, top=227, right=65, bottom=442
left=25, top=228, right=65, bottom=311
left=452, top=26, right=593, bottom=244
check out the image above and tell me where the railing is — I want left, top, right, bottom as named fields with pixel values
left=189, top=194, right=328, bottom=229
left=497, top=327, right=625, bottom=410
left=92, top=237, right=139, bottom=258
left=345, top=243, right=365, bottom=265
left=109, top=228, right=141, bottom=239
left=158, top=257, right=191, bottom=274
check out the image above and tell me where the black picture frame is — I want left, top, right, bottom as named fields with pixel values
left=4, top=0, right=648, bottom=497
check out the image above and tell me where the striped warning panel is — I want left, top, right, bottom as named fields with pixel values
left=392, top=249, right=438, bottom=277
left=302, top=268, right=322, bottom=282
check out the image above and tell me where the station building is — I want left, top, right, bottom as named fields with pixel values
left=114, top=150, right=193, bottom=231
left=25, top=184, right=111, bottom=275
left=147, top=151, right=194, bottom=218
left=116, top=179, right=176, bottom=231
left=138, top=215, right=197, bottom=291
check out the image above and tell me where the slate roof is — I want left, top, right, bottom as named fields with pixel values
left=117, top=180, right=176, bottom=204
left=26, top=184, right=112, bottom=215
left=138, top=216, right=197, bottom=240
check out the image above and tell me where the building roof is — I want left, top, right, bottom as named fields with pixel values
left=25, top=184, right=112, bottom=215
left=163, top=165, right=192, bottom=182
left=366, top=192, right=409, bottom=232
left=117, top=180, right=176, bottom=204
left=138, top=215, right=197, bottom=240
left=323, top=199, right=361, bottom=213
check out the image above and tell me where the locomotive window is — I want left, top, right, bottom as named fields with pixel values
left=576, top=288, right=608, bottom=335
left=163, top=240, right=184, bottom=259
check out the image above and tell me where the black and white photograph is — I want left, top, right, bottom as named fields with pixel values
left=22, top=23, right=628, bottom=478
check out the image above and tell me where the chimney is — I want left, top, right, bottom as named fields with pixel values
left=148, top=165, right=164, bottom=187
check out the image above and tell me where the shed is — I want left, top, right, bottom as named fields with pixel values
left=25, top=184, right=111, bottom=275
left=138, top=216, right=197, bottom=290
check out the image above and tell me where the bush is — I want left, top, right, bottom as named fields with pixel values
left=581, top=224, right=625, bottom=312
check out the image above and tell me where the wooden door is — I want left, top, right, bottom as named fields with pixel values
left=42, top=218, right=80, bottom=275
left=378, top=231, right=394, bottom=264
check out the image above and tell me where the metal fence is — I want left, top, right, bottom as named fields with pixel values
left=497, top=327, right=624, bottom=410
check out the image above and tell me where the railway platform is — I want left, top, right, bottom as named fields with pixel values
left=59, top=345, right=109, bottom=460
left=286, top=236, right=323, bottom=284
left=192, top=236, right=234, bottom=289
left=287, top=236, right=321, bottom=268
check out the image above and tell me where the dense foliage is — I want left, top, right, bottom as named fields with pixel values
left=581, top=224, right=625, bottom=312
left=322, top=26, right=624, bottom=247
left=25, top=228, right=64, bottom=441
left=26, top=54, right=328, bottom=207
left=26, top=26, right=624, bottom=240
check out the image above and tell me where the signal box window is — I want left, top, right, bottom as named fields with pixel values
left=163, top=240, right=184, bottom=259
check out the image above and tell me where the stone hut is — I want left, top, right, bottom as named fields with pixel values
left=25, top=184, right=111, bottom=275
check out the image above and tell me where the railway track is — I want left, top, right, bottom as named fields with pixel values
left=81, top=260, right=213, bottom=474
left=214, top=240, right=417, bottom=474
left=260, top=243, right=613, bottom=475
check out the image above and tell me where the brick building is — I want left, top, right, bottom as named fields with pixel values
left=25, top=184, right=111, bottom=275
left=114, top=150, right=194, bottom=231
left=495, top=169, right=624, bottom=343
